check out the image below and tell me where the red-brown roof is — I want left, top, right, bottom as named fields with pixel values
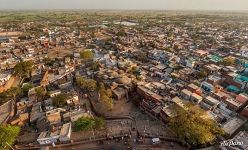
left=236, top=94, right=248, bottom=104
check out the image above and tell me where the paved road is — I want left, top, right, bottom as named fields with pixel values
left=49, top=138, right=187, bottom=150
left=50, top=142, right=99, bottom=150
left=0, top=100, right=11, bottom=124
left=0, top=76, right=21, bottom=124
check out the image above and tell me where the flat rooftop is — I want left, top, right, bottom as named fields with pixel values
left=222, top=116, right=246, bottom=135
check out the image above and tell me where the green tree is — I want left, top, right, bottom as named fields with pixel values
left=0, top=87, right=21, bottom=105
left=129, top=66, right=140, bottom=77
left=98, top=82, right=106, bottom=94
left=105, top=89, right=112, bottom=98
left=223, top=57, right=235, bottom=66
left=80, top=50, right=94, bottom=60
left=73, top=117, right=105, bottom=132
left=116, top=29, right=127, bottom=37
left=52, top=93, right=68, bottom=107
left=90, top=61, right=100, bottom=71
left=85, top=79, right=97, bottom=92
left=196, top=70, right=208, bottom=79
left=94, top=117, right=105, bottom=129
left=43, top=57, right=55, bottom=66
left=76, top=77, right=97, bottom=92
left=73, top=117, right=95, bottom=131
left=76, top=77, right=85, bottom=86
left=0, top=124, right=20, bottom=149
left=21, top=83, right=34, bottom=95
left=35, top=87, right=46, bottom=101
left=164, top=47, right=173, bottom=52
left=13, top=61, right=32, bottom=78
left=6, top=87, right=21, bottom=102
left=101, top=94, right=114, bottom=110
left=134, top=51, right=148, bottom=62
left=0, top=92, right=8, bottom=105
left=169, top=104, right=224, bottom=146
left=98, top=82, right=113, bottom=111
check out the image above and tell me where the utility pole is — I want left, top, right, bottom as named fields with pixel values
left=92, top=127, right=95, bottom=140
left=6, top=142, right=14, bottom=150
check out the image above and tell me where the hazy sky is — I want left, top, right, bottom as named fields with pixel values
left=0, top=0, right=248, bottom=10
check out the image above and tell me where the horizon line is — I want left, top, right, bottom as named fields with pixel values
left=0, top=8, right=248, bottom=13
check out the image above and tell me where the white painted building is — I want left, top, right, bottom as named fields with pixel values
left=185, top=58, right=196, bottom=68
left=240, top=46, right=248, bottom=58
left=37, top=122, right=72, bottom=145
left=59, top=123, right=72, bottom=142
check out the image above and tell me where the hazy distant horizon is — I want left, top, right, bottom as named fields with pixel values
left=0, top=0, right=248, bottom=11
left=1, top=9, right=248, bottom=12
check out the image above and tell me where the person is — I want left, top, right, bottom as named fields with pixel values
left=170, top=142, right=175, bottom=148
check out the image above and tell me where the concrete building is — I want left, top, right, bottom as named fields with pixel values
left=112, top=86, right=127, bottom=100
left=233, top=131, right=248, bottom=150
left=37, top=123, right=72, bottom=145
left=222, top=116, right=246, bottom=136
left=240, top=46, right=248, bottom=58
left=59, top=123, right=72, bottom=142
